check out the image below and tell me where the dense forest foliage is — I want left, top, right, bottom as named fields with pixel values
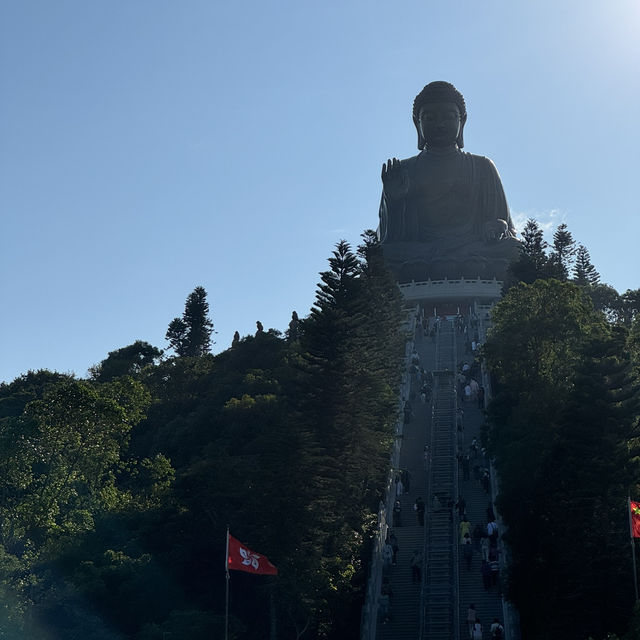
left=3, top=217, right=639, bottom=639
left=0, top=234, right=405, bottom=639
left=484, top=220, right=640, bottom=640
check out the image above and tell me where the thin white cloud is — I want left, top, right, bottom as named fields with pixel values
left=511, top=209, right=566, bottom=244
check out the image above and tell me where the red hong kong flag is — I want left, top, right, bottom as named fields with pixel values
left=631, top=502, right=640, bottom=538
left=227, top=534, right=278, bottom=575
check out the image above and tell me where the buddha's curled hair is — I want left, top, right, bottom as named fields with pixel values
left=412, top=81, right=467, bottom=122
left=412, top=81, right=467, bottom=150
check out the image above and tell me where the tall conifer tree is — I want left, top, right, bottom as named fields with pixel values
left=504, top=218, right=549, bottom=290
left=572, top=244, right=600, bottom=286
left=548, top=222, right=577, bottom=280
left=166, top=286, right=214, bottom=356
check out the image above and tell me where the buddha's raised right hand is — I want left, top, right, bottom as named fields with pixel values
left=381, top=158, right=409, bottom=200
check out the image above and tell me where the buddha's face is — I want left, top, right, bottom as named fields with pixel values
left=418, top=101, right=462, bottom=149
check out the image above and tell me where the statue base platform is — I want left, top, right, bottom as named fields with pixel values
left=398, top=277, right=502, bottom=314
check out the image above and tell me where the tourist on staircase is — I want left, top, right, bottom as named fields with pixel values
left=410, top=550, right=423, bottom=584
left=490, top=618, right=504, bottom=638
left=388, top=531, right=399, bottom=565
left=462, top=534, right=473, bottom=570
left=414, top=496, right=425, bottom=525
left=459, top=515, right=471, bottom=542
left=466, top=604, right=477, bottom=638
left=392, top=500, right=402, bottom=527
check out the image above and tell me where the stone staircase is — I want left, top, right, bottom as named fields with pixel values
left=423, top=320, right=459, bottom=639
left=374, top=316, right=507, bottom=640
left=455, top=315, right=505, bottom=639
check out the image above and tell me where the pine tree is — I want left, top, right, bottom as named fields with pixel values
left=166, top=286, right=214, bottom=356
left=295, top=239, right=401, bottom=624
left=310, top=240, right=362, bottom=318
left=301, top=240, right=366, bottom=458
left=504, top=218, right=549, bottom=289
left=572, top=244, right=600, bottom=286
left=548, top=222, right=576, bottom=280
left=356, top=229, right=404, bottom=388
left=521, top=218, right=548, bottom=269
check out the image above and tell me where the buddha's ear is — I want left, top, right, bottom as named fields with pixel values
left=457, top=113, right=468, bottom=149
left=413, top=114, right=426, bottom=150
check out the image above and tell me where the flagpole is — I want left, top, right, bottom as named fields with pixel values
left=225, top=525, right=230, bottom=640
left=628, top=497, right=639, bottom=603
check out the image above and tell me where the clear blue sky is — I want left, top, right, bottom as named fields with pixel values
left=2, top=0, right=639, bottom=384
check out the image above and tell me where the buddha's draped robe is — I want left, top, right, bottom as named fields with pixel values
left=378, top=147, right=519, bottom=280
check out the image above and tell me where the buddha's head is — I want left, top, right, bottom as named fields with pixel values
left=413, top=81, right=467, bottom=150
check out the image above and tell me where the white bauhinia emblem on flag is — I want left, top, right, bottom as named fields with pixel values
left=239, top=546, right=261, bottom=570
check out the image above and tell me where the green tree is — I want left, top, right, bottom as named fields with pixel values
left=501, top=328, right=639, bottom=639
left=0, top=370, right=73, bottom=419
left=629, top=317, right=640, bottom=379
left=90, top=341, right=162, bottom=382
left=484, top=279, right=605, bottom=397
left=582, top=282, right=621, bottom=322
left=572, top=244, right=600, bottom=286
left=620, top=289, right=640, bottom=326
left=14, top=379, right=149, bottom=544
left=504, top=218, right=549, bottom=290
left=484, top=281, right=640, bottom=639
left=290, top=238, right=403, bottom=636
left=547, top=222, right=576, bottom=280
left=297, top=241, right=370, bottom=609
left=166, top=286, right=214, bottom=357
left=0, top=377, right=152, bottom=637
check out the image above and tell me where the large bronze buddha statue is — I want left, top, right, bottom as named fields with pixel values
left=379, top=81, right=520, bottom=282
